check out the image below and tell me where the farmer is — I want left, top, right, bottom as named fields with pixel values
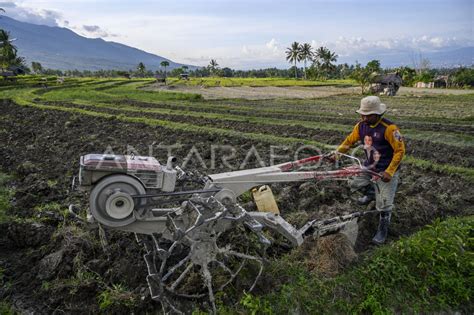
left=334, top=96, right=405, bottom=244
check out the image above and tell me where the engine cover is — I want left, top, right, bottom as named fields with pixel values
left=79, top=154, right=176, bottom=191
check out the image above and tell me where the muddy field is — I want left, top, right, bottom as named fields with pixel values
left=1, top=92, right=473, bottom=314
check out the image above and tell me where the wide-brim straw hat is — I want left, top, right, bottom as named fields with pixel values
left=356, top=96, right=386, bottom=115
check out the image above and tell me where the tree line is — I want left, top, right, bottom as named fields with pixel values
left=0, top=5, right=472, bottom=88
left=285, top=42, right=338, bottom=80
left=8, top=58, right=473, bottom=88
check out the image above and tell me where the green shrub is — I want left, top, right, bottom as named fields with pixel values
left=453, top=68, right=474, bottom=87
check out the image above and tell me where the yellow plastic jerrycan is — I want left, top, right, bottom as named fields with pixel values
left=251, top=185, right=280, bottom=215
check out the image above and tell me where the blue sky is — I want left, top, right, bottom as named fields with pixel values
left=1, top=0, right=472, bottom=68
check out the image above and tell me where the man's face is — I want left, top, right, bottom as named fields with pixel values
left=361, top=114, right=380, bottom=125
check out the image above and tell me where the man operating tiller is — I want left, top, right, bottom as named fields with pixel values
left=334, top=96, right=406, bottom=244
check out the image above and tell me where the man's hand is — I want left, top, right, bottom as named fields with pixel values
left=381, top=171, right=392, bottom=182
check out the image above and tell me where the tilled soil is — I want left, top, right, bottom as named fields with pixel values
left=115, top=99, right=474, bottom=135
left=0, top=99, right=473, bottom=313
left=40, top=100, right=474, bottom=168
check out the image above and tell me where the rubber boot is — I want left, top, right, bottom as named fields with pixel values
left=357, top=185, right=375, bottom=205
left=372, top=211, right=391, bottom=245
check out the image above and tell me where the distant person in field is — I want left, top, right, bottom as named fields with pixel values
left=335, top=96, right=406, bottom=244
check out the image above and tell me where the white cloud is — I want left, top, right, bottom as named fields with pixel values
left=81, top=24, right=117, bottom=38
left=265, top=38, right=279, bottom=54
left=0, top=1, right=62, bottom=26
left=240, top=38, right=282, bottom=58
left=314, top=35, right=470, bottom=57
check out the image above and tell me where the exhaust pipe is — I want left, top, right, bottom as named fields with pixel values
left=166, top=156, right=177, bottom=170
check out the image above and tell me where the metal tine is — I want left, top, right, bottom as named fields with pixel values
left=169, top=262, right=194, bottom=291
left=161, top=296, right=184, bottom=315
left=143, top=251, right=157, bottom=275
left=162, top=253, right=192, bottom=282
left=151, top=233, right=168, bottom=258
left=201, top=265, right=217, bottom=315
left=150, top=233, right=172, bottom=279
left=249, top=262, right=263, bottom=292
left=222, top=249, right=263, bottom=292
left=166, top=290, right=206, bottom=299
left=146, top=274, right=163, bottom=298
left=215, top=260, right=246, bottom=291
left=185, top=201, right=203, bottom=234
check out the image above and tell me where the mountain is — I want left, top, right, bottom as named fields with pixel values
left=0, top=16, right=195, bottom=71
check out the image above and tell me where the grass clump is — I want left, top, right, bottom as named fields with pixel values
left=0, top=301, right=16, bottom=315
left=240, top=215, right=473, bottom=314
left=98, top=283, right=137, bottom=311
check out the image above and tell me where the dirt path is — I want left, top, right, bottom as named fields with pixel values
left=147, top=84, right=359, bottom=99
left=145, top=84, right=473, bottom=100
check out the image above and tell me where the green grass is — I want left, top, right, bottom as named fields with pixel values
left=405, top=155, right=474, bottom=179
left=4, top=76, right=473, bottom=122
left=230, top=215, right=473, bottom=314
left=38, top=79, right=202, bottom=103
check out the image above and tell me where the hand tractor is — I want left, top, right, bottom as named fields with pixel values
left=75, top=152, right=380, bottom=313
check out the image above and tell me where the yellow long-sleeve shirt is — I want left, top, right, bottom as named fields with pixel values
left=337, top=119, right=405, bottom=176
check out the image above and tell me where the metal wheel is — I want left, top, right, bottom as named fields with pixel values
left=89, top=175, right=145, bottom=227
left=137, top=196, right=265, bottom=314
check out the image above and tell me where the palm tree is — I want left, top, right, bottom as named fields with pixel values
left=160, top=60, right=170, bottom=77
left=314, top=46, right=338, bottom=79
left=0, top=29, right=21, bottom=70
left=0, top=29, right=14, bottom=48
left=208, top=59, right=219, bottom=76
left=137, top=62, right=146, bottom=76
left=286, top=41, right=301, bottom=79
left=299, top=43, right=313, bottom=80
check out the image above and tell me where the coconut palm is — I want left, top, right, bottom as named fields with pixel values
left=299, top=43, right=313, bottom=80
left=137, top=62, right=146, bottom=76
left=286, top=41, right=301, bottom=79
left=208, top=59, right=219, bottom=76
left=160, top=60, right=170, bottom=77
left=314, top=46, right=338, bottom=79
